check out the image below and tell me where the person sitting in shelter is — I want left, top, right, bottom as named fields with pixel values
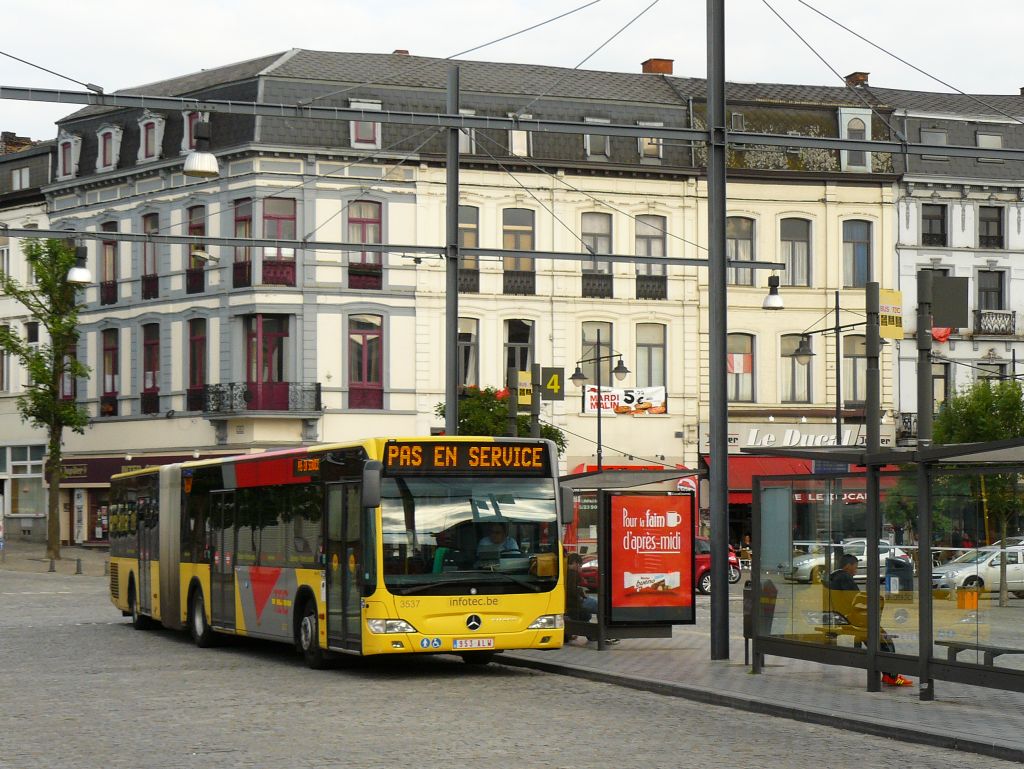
left=828, top=553, right=911, bottom=687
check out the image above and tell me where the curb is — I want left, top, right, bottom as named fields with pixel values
left=500, top=654, right=1024, bottom=764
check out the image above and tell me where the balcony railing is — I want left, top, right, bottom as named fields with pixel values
left=921, top=233, right=947, bottom=247
left=458, top=268, right=480, bottom=293
left=141, top=274, right=159, bottom=300
left=197, top=382, right=322, bottom=414
left=980, top=235, right=1004, bottom=249
left=582, top=272, right=613, bottom=299
left=503, top=270, right=535, bottom=296
left=233, top=261, right=252, bottom=288
left=186, top=267, right=205, bottom=294
left=99, top=394, right=118, bottom=417
left=262, top=258, right=296, bottom=287
left=636, top=274, right=667, bottom=300
left=349, top=263, right=382, bottom=290
left=140, top=391, right=160, bottom=415
left=99, top=281, right=117, bottom=306
left=974, top=309, right=1016, bottom=335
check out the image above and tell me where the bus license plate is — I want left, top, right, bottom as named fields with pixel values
left=453, top=638, right=495, bottom=649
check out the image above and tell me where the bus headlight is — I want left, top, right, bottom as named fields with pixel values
left=528, top=614, right=564, bottom=630
left=367, top=619, right=418, bottom=634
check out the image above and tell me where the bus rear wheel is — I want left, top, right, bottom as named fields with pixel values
left=128, top=582, right=151, bottom=630
left=298, top=601, right=327, bottom=670
left=189, top=589, right=214, bottom=648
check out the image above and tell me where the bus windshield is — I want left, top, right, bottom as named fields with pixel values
left=380, top=475, right=559, bottom=595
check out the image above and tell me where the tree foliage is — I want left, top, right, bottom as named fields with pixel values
left=933, top=378, right=1024, bottom=604
left=0, top=238, right=91, bottom=558
left=435, top=386, right=566, bottom=454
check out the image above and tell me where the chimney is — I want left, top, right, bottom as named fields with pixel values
left=641, top=58, right=673, bottom=75
left=845, top=71, right=869, bottom=88
left=392, top=49, right=410, bottom=55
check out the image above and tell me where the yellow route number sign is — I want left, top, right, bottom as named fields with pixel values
left=540, top=367, right=565, bottom=401
left=879, top=289, right=903, bottom=340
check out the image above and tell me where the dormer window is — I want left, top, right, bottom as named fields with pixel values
left=136, top=111, right=166, bottom=162
left=180, top=110, right=207, bottom=154
left=839, top=107, right=872, bottom=171
left=95, top=125, right=123, bottom=172
left=349, top=99, right=382, bottom=150
left=56, top=131, right=82, bottom=180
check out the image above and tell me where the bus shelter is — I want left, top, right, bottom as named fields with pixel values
left=747, top=437, right=1024, bottom=699
left=560, top=469, right=698, bottom=650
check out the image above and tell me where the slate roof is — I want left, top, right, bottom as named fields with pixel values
left=58, top=48, right=1024, bottom=124
left=61, top=52, right=289, bottom=122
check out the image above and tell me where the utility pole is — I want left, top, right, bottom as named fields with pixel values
left=444, top=65, right=460, bottom=436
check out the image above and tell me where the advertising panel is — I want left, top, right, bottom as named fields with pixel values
left=583, top=385, right=666, bottom=415
left=607, top=492, right=694, bottom=624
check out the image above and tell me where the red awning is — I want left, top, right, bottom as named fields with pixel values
left=703, top=454, right=812, bottom=504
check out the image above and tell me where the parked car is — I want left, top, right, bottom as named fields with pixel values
left=576, top=537, right=740, bottom=595
left=932, top=545, right=1024, bottom=596
left=786, top=539, right=912, bottom=584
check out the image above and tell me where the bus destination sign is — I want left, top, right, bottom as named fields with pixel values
left=384, top=441, right=549, bottom=475
left=293, top=456, right=321, bottom=477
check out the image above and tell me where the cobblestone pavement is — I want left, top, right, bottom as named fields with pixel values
left=0, top=567, right=1019, bottom=769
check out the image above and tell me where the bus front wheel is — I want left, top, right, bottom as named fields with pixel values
left=298, top=601, right=327, bottom=670
left=190, top=589, right=214, bottom=648
left=128, top=582, right=151, bottom=630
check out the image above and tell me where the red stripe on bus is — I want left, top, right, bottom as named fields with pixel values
left=249, top=567, right=282, bottom=623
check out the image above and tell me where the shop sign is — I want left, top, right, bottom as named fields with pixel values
left=608, top=492, right=694, bottom=625
left=699, top=422, right=895, bottom=453
left=583, top=385, right=666, bottom=415
left=794, top=491, right=868, bottom=503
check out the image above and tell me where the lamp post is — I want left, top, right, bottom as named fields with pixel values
left=570, top=328, right=629, bottom=472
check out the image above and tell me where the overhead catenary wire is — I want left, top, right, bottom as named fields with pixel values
left=514, top=0, right=660, bottom=117
left=0, top=48, right=103, bottom=93
left=796, top=0, right=1024, bottom=128
left=300, top=0, right=605, bottom=108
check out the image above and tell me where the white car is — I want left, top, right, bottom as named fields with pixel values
left=786, top=539, right=912, bottom=584
left=932, top=546, right=1024, bottom=595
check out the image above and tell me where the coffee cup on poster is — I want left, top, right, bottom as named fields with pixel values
left=666, top=511, right=682, bottom=527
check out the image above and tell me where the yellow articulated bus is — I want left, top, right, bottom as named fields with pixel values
left=108, top=436, right=565, bottom=666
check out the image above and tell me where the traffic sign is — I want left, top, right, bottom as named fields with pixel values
left=540, top=367, right=565, bottom=401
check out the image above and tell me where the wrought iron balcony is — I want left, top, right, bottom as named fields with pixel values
left=140, top=391, right=160, bottom=415
left=636, top=274, right=667, bottom=300
left=141, top=274, right=159, bottom=300
left=262, top=258, right=296, bottom=287
left=503, top=270, right=535, bottom=296
left=186, top=267, right=205, bottom=294
left=99, top=280, right=117, bottom=306
left=582, top=272, right=613, bottom=299
left=974, top=309, right=1016, bottom=335
left=233, top=261, right=252, bottom=288
left=921, top=233, right=947, bottom=247
left=458, top=268, right=479, bottom=293
left=197, top=382, right=322, bottom=414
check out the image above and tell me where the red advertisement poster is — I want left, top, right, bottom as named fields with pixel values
left=608, top=493, right=694, bottom=624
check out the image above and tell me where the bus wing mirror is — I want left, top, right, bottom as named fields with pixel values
left=560, top=487, right=575, bottom=524
left=362, top=460, right=383, bottom=508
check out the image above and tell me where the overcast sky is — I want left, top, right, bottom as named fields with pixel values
left=3, top=0, right=1023, bottom=140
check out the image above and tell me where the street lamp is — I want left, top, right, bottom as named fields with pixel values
left=570, top=328, right=629, bottom=472
left=66, top=244, right=91, bottom=285
left=183, top=121, right=220, bottom=178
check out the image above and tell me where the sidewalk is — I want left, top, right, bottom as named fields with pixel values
left=504, top=597, right=1024, bottom=763
left=0, top=538, right=109, bottom=577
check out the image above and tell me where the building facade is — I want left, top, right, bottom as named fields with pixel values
left=0, top=51, right=915, bottom=544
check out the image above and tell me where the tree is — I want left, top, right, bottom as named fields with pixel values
left=933, top=377, right=1024, bottom=606
left=0, top=238, right=91, bottom=559
left=435, top=386, right=566, bottom=454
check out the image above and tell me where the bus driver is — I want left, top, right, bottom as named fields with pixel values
left=477, top=522, right=519, bottom=556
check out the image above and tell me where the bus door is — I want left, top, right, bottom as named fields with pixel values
left=137, top=495, right=154, bottom=615
left=325, top=482, right=363, bottom=649
left=210, top=491, right=236, bottom=629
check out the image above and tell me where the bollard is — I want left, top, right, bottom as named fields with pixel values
left=75, top=558, right=83, bottom=575
left=104, top=560, right=109, bottom=577
left=48, top=558, right=56, bottom=573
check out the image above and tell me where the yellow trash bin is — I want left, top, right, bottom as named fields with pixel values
left=956, top=586, right=980, bottom=610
